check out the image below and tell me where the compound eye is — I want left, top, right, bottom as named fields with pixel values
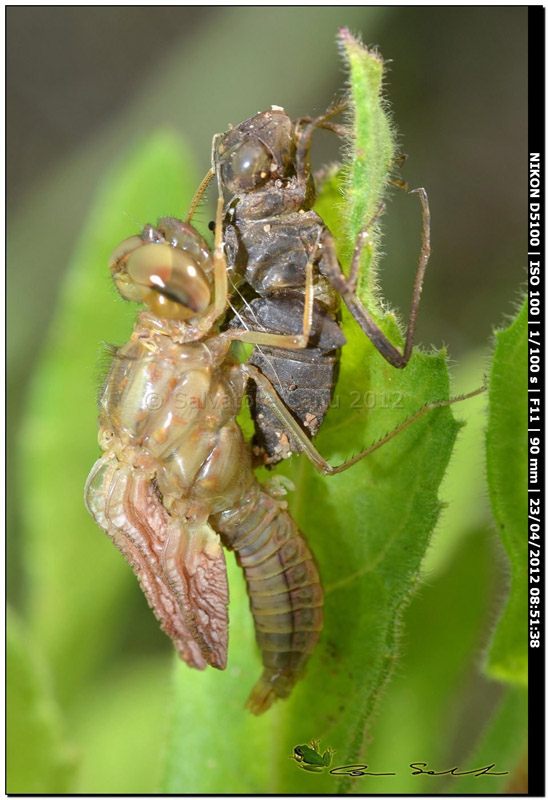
left=221, top=140, right=273, bottom=192
left=126, top=243, right=211, bottom=320
left=108, top=235, right=143, bottom=270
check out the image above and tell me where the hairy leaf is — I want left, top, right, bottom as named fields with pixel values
left=485, top=301, right=528, bottom=684
left=336, top=27, right=396, bottom=303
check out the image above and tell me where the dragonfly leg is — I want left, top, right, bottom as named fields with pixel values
left=321, top=187, right=431, bottom=369
left=242, top=364, right=487, bottom=476
left=197, top=197, right=230, bottom=331
left=186, top=168, right=216, bottom=224
left=294, top=101, right=348, bottom=182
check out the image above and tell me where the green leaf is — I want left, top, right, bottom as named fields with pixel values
left=19, top=131, right=200, bottom=705
left=336, top=28, right=396, bottom=302
left=7, top=608, right=75, bottom=793
left=485, top=300, right=528, bottom=685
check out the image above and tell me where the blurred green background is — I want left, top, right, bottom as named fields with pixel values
left=7, top=7, right=527, bottom=794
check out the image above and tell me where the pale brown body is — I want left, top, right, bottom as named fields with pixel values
left=85, top=214, right=323, bottom=713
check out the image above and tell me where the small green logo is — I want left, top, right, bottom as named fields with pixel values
left=290, top=740, right=335, bottom=773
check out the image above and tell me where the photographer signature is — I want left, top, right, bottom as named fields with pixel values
left=291, top=742, right=507, bottom=778
left=330, top=762, right=508, bottom=777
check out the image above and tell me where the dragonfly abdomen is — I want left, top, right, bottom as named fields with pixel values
left=214, top=486, right=323, bottom=714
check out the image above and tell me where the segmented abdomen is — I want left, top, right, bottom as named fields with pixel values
left=213, top=484, right=323, bottom=714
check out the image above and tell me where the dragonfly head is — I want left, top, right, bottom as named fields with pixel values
left=216, top=108, right=294, bottom=194
left=108, top=219, right=214, bottom=321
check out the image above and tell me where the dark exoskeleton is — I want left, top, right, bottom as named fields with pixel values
left=213, top=105, right=440, bottom=468
left=214, top=107, right=347, bottom=464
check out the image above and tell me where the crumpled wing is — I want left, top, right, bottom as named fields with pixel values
left=162, top=518, right=229, bottom=669
left=85, top=457, right=229, bottom=669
